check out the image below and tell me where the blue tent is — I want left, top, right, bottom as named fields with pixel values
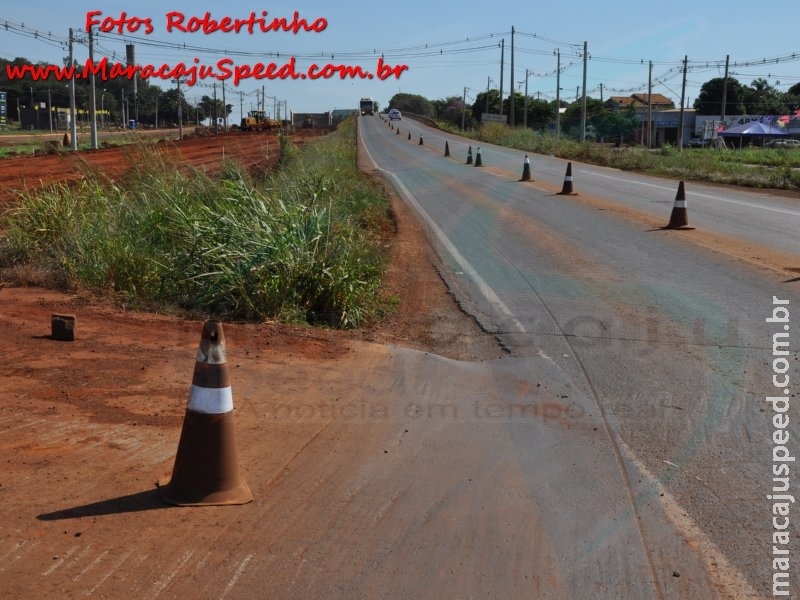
left=718, top=120, right=789, bottom=148
left=718, top=121, right=788, bottom=137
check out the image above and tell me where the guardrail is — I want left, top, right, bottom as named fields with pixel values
left=401, top=113, right=440, bottom=130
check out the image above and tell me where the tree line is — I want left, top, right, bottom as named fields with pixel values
left=1, top=56, right=231, bottom=129
left=386, top=78, right=800, bottom=139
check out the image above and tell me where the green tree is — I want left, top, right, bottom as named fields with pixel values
left=434, top=95, right=471, bottom=129
left=387, top=93, right=433, bottom=117
left=562, top=98, right=604, bottom=139
left=693, top=77, right=747, bottom=115
left=591, top=105, right=639, bottom=141
left=744, top=78, right=788, bottom=115
left=521, top=98, right=555, bottom=131
left=471, top=89, right=501, bottom=123
left=785, top=82, right=800, bottom=112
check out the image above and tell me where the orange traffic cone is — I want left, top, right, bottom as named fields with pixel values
left=444, top=141, right=450, bottom=156
left=665, top=181, right=692, bottom=229
left=419, top=135, right=424, bottom=145
left=466, top=146, right=473, bottom=164
left=557, top=162, right=576, bottom=195
left=396, top=127, right=400, bottom=135
left=159, top=320, right=253, bottom=506
left=520, top=155, right=532, bottom=181
left=474, top=147, right=483, bottom=167
left=408, top=131, right=411, bottom=140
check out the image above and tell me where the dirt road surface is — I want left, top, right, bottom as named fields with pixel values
left=0, top=128, right=505, bottom=598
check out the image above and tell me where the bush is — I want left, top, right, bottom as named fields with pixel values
left=0, top=118, right=391, bottom=328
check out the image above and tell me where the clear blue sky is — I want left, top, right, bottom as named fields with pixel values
left=2, top=1, right=798, bottom=122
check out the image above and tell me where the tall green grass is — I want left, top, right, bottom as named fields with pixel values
left=0, top=119, right=392, bottom=327
left=457, top=122, right=800, bottom=191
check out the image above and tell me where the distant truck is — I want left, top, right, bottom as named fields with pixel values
left=360, top=98, right=375, bottom=116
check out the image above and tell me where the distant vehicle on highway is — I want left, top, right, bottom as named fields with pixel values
left=360, top=97, right=375, bottom=116
left=388, top=109, right=402, bottom=121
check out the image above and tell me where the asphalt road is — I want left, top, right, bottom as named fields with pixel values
left=354, top=114, right=800, bottom=598
left=3, top=118, right=798, bottom=599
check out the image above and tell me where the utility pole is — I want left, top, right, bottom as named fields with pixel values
left=555, top=49, right=561, bottom=140
left=523, top=69, right=529, bottom=129
left=213, top=82, right=218, bottom=133
left=485, top=76, right=491, bottom=116
left=720, top=54, right=730, bottom=128
left=581, top=41, right=587, bottom=142
left=678, top=55, right=688, bottom=151
left=222, top=81, right=227, bottom=131
left=499, top=39, right=504, bottom=116
left=647, top=60, right=653, bottom=148
left=65, top=29, right=80, bottom=149
left=509, top=27, right=515, bottom=126
left=88, top=25, right=98, bottom=149
left=461, top=86, right=466, bottom=131
left=172, top=78, right=186, bottom=139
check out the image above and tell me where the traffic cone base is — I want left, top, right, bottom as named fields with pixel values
left=158, top=410, right=253, bottom=506
left=159, top=320, right=253, bottom=507
left=664, top=181, right=694, bottom=230
left=520, top=155, right=532, bottom=181
left=557, top=162, right=577, bottom=195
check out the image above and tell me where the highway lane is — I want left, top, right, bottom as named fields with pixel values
left=357, top=114, right=800, bottom=597
left=392, top=116, right=800, bottom=259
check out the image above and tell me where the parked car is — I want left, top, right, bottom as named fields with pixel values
left=688, top=137, right=709, bottom=148
left=388, top=109, right=402, bottom=121
left=765, top=138, right=800, bottom=148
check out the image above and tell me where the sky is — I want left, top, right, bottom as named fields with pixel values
left=2, top=1, right=799, bottom=124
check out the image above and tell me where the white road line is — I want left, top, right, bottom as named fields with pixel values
left=84, top=550, right=133, bottom=596
left=42, top=544, right=79, bottom=576
left=72, top=549, right=108, bottom=582
left=360, top=122, right=752, bottom=594
left=220, top=553, right=255, bottom=599
left=151, top=549, right=195, bottom=598
left=359, top=122, right=526, bottom=334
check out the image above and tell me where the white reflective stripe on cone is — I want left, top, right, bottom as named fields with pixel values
left=674, top=200, right=687, bottom=208
left=187, top=385, right=234, bottom=414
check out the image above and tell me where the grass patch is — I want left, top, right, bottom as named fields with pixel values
left=449, top=121, right=800, bottom=192
left=0, top=118, right=393, bottom=328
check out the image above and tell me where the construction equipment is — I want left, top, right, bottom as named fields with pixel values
left=240, top=110, right=279, bottom=131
